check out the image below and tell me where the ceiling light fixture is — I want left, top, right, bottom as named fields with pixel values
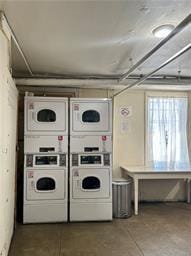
left=153, top=24, right=175, bottom=38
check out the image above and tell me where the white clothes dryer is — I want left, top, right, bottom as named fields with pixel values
left=23, top=168, right=67, bottom=223
left=70, top=98, right=112, bottom=135
left=25, top=96, right=68, bottom=135
left=23, top=153, right=68, bottom=223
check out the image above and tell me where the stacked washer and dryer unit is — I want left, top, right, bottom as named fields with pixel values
left=23, top=95, right=112, bottom=223
left=23, top=95, right=68, bottom=223
left=70, top=98, right=113, bottom=221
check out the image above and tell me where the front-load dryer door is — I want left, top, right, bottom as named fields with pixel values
left=72, top=168, right=110, bottom=199
left=25, top=99, right=68, bottom=134
left=26, top=169, right=66, bottom=200
left=71, top=100, right=112, bottom=134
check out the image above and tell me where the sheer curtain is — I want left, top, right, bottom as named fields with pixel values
left=148, top=97, right=190, bottom=169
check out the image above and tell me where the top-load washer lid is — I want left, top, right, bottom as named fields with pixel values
left=70, top=98, right=112, bottom=135
left=24, top=96, right=68, bottom=135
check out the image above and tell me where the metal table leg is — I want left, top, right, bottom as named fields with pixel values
left=187, top=179, right=191, bottom=203
left=134, top=178, right=139, bottom=215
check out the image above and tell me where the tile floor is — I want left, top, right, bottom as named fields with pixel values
left=9, top=203, right=191, bottom=256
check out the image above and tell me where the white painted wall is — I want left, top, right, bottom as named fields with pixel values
left=78, top=88, right=113, bottom=98
left=113, top=91, right=145, bottom=177
left=113, top=90, right=189, bottom=201
left=0, top=28, right=18, bottom=256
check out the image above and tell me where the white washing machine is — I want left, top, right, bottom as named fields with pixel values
left=25, top=95, right=68, bottom=135
left=70, top=153, right=112, bottom=221
left=70, top=98, right=112, bottom=135
left=70, top=135, right=112, bottom=221
left=23, top=153, right=68, bottom=223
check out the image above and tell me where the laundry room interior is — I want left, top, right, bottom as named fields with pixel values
left=1, top=1, right=191, bottom=256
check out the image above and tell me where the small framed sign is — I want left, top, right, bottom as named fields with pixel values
left=120, top=106, right=132, bottom=118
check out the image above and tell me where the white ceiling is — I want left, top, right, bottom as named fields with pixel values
left=1, top=0, right=191, bottom=81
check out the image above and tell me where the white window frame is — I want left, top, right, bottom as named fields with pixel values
left=145, top=91, right=188, bottom=166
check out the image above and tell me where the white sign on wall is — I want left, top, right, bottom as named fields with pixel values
left=120, top=106, right=132, bottom=118
left=119, top=106, right=132, bottom=133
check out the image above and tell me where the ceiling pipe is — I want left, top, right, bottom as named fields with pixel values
left=15, top=78, right=124, bottom=88
left=118, top=14, right=191, bottom=82
left=0, top=11, right=33, bottom=76
left=15, top=76, right=191, bottom=89
left=14, top=73, right=187, bottom=80
left=114, top=43, right=191, bottom=97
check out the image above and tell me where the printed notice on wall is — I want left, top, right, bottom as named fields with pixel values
left=120, top=121, right=128, bottom=133
left=120, top=106, right=132, bottom=118
left=119, top=106, right=132, bottom=134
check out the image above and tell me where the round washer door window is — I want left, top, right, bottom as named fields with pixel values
left=82, top=110, right=100, bottom=123
left=36, top=177, right=56, bottom=191
left=37, top=109, right=56, bottom=122
left=82, top=176, right=100, bottom=190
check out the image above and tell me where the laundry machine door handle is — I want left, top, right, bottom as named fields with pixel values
left=30, top=180, right=35, bottom=190
left=76, top=179, right=81, bottom=188
left=31, top=111, right=35, bottom=121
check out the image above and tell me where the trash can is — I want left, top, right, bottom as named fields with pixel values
left=112, top=178, right=132, bottom=218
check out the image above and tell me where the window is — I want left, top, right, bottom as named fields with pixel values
left=82, top=177, right=100, bottom=190
left=82, top=110, right=100, bottom=123
left=147, top=97, right=189, bottom=169
left=37, top=178, right=56, bottom=191
left=37, top=109, right=56, bottom=122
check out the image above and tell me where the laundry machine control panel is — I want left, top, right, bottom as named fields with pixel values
left=72, top=154, right=79, bottom=166
left=60, top=154, right=67, bottom=166
left=84, top=147, right=99, bottom=152
left=103, top=154, right=110, bottom=166
left=70, top=135, right=112, bottom=153
left=39, top=147, right=55, bottom=152
left=26, top=154, right=33, bottom=167
left=24, top=135, right=68, bottom=154
left=71, top=153, right=111, bottom=167
left=25, top=154, right=67, bottom=167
